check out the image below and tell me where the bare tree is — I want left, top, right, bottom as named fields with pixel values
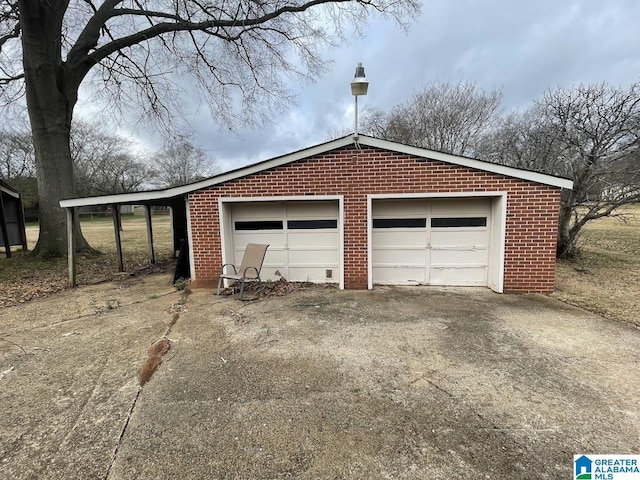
left=0, top=0, right=418, bottom=256
left=152, top=136, right=217, bottom=187
left=0, top=127, right=34, bottom=179
left=71, top=120, right=154, bottom=196
left=482, top=83, right=640, bottom=258
left=363, top=81, right=503, bottom=156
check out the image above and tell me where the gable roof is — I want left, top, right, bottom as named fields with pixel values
left=60, top=135, right=573, bottom=208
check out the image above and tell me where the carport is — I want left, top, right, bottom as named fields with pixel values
left=60, top=190, right=188, bottom=284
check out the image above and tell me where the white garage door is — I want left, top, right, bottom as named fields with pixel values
left=231, top=201, right=339, bottom=283
left=372, top=198, right=491, bottom=286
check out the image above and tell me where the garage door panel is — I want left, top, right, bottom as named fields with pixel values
left=233, top=232, right=284, bottom=249
left=374, top=199, right=426, bottom=216
left=431, top=230, right=488, bottom=247
left=288, top=267, right=335, bottom=282
left=432, top=198, right=490, bottom=215
left=373, top=230, right=427, bottom=247
left=429, top=266, right=487, bottom=285
left=373, top=248, right=427, bottom=265
left=431, top=248, right=488, bottom=265
left=288, top=248, right=338, bottom=265
left=288, top=231, right=337, bottom=247
left=374, top=266, right=426, bottom=284
left=287, top=201, right=336, bottom=218
left=233, top=202, right=284, bottom=218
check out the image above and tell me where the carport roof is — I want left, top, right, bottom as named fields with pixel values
left=0, top=179, right=20, bottom=199
left=59, top=135, right=573, bottom=208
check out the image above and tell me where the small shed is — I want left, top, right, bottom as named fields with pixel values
left=0, top=179, right=28, bottom=258
left=61, top=135, right=573, bottom=293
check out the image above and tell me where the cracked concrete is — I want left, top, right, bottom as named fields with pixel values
left=1, top=277, right=639, bottom=479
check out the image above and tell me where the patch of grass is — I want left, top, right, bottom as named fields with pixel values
left=553, top=204, right=640, bottom=325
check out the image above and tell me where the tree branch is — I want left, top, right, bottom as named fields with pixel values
left=83, top=0, right=352, bottom=69
left=0, top=21, right=20, bottom=51
left=0, top=72, right=24, bottom=84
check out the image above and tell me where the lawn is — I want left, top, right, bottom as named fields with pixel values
left=1, top=208, right=639, bottom=325
left=0, top=214, right=175, bottom=307
left=552, top=204, right=640, bottom=325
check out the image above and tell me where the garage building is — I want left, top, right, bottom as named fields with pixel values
left=61, top=135, right=573, bottom=293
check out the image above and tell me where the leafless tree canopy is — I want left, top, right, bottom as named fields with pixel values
left=0, top=127, right=34, bottom=178
left=482, top=83, right=640, bottom=258
left=152, top=135, right=218, bottom=187
left=363, top=81, right=502, bottom=156
left=354, top=80, right=639, bottom=259
left=0, top=0, right=419, bottom=256
left=1, top=0, right=419, bottom=128
left=71, top=120, right=155, bottom=195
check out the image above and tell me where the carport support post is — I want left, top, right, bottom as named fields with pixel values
left=145, top=205, right=155, bottom=264
left=0, top=193, right=11, bottom=258
left=111, top=205, right=124, bottom=272
left=66, top=207, right=76, bottom=285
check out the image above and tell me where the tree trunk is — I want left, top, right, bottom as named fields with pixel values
left=19, top=0, right=92, bottom=256
left=556, top=191, right=578, bottom=259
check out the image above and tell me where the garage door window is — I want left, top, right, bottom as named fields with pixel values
left=234, top=220, right=283, bottom=230
left=373, top=218, right=427, bottom=228
left=431, top=217, right=487, bottom=228
left=287, top=220, right=338, bottom=229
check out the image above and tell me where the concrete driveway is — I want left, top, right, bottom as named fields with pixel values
left=1, top=275, right=639, bottom=479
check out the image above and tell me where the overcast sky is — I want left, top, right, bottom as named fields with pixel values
left=90, top=0, right=640, bottom=173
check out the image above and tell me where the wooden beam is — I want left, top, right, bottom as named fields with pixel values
left=66, top=207, right=76, bottom=285
left=169, top=206, right=176, bottom=258
left=145, top=205, right=155, bottom=264
left=0, top=193, right=10, bottom=258
left=111, top=205, right=124, bottom=272
left=18, top=195, right=28, bottom=250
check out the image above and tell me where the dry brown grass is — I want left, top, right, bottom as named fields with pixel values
left=552, top=204, right=640, bottom=326
left=0, top=214, right=175, bottom=307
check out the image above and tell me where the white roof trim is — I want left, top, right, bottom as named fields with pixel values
left=60, top=135, right=572, bottom=208
left=0, top=183, right=20, bottom=198
left=361, top=137, right=574, bottom=190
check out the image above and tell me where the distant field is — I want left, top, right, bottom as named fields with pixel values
left=25, top=214, right=174, bottom=255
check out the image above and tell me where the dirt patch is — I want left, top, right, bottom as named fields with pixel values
left=138, top=338, right=171, bottom=386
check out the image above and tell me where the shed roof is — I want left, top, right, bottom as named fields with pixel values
left=0, top=179, right=21, bottom=199
left=60, top=135, right=573, bottom=208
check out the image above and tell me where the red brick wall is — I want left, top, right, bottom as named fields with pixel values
left=189, top=144, right=561, bottom=293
